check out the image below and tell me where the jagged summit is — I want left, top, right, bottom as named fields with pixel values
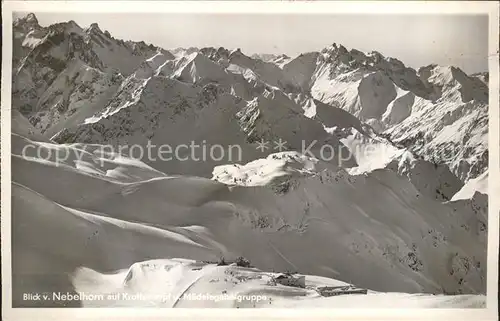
left=199, top=46, right=231, bottom=64
left=84, top=22, right=107, bottom=38
left=25, top=12, right=38, bottom=22
left=88, top=22, right=102, bottom=32
left=171, top=46, right=200, bottom=57
left=273, top=53, right=290, bottom=60
left=322, top=42, right=475, bottom=77
left=13, top=12, right=42, bottom=35
left=15, top=12, right=39, bottom=25
left=229, top=47, right=245, bottom=58
left=251, top=53, right=283, bottom=62
left=471, top=71, right=489, bottom=85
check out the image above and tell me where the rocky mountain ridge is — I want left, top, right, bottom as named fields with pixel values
left=12, top=14, right=488, bottom=183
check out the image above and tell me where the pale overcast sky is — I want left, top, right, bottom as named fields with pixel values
left=17, top=12, right=488, bottom=74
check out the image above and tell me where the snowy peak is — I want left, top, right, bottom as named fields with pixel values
left=12, top=25, right=106, bottom=115
left=198, top=46, right=231, bottom=68
left=418, top=65, right=488, bottom=103
left=171, top=47, right=200, bottom=57
left=229, top=47, right=244, bottom=58
left=133, top=50, right=175, bottom=78
left=316, top=42, right=488, bottom=104
left=200, top=46, right=230, bottom=59
left=317, top=43, right=432, bottom=99
left=227, top=48, right=290, bottom=90
left=176, top=52, right=230, bottom=83
left=46, top=20, right=84, bottom=36
left=471, top=72, right=489, bottom=85
left=11, top=17, right=175, bottom=136
left=23, top=27, right=103, bottom=71
left=14, top=12, right=40, bottom=29
left=84, top=22, right=111, bottom=46
left=271, top=54, right=292, bottom=66
left=87, top=22, right=103, bottom=34
left=282, top=52, right=320, bottom=89
left=25, top=12, right=38, bottom=23
left=13, top=13, right=44, bottom=52
left=250, top=53, right=288, bottom=63
left=295, top=42, right=489, bottom=182
left=319, top=43, right=373, bottom=67
left=14, top=16, right=163, bottom=76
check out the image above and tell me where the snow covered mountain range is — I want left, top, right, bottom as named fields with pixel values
left=10, top=13, right=489, bottom=308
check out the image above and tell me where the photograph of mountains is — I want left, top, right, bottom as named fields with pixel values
left=9, top=12, right=489, bottom=308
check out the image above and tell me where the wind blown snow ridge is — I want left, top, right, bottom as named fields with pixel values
left=10, top=13, right=488, bottom=308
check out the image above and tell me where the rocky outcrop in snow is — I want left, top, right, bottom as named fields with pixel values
left=12, top=14, right=163, bottom=133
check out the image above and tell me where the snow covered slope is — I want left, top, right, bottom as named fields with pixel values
left=12, top=135, right=487, bottom=306
left=452, top=171, right=488, bottom=201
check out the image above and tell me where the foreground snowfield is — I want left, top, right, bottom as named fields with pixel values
left=69, top=258, right=485, bottom=308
